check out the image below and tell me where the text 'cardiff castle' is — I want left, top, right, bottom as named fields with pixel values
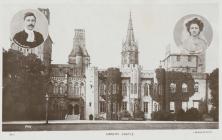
left=11, top=9, right=212, bottom=120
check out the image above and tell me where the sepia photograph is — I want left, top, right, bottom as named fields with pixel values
left=0, top=0, right=221, bottom=139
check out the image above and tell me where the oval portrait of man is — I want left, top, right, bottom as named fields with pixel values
left=173, top=14, right=213, bottom=54
left=10, top=9, right=48, bottom=48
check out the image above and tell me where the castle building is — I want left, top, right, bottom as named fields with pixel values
left=48, top=13, right=160, bottom=120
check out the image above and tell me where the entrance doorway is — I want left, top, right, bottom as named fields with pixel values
left=74, top=104, right=79, bottom=115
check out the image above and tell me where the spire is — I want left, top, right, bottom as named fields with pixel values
left=126, top=11, right=135, bottom=45
left=121, top=12, right=139, bottom=66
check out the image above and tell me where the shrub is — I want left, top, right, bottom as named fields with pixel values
left=209, top=107, right=219, bottom=121
left=133, top=110, right=144, bottom=118
left=119, top=110, right=131, bottom=119
left=151, top=111, right=175, bottom=121
left=94, top=114, right=106, bottom=120
left=183, top=108, right=203, bottom=121
left=176, top=109, right=185, bottom=121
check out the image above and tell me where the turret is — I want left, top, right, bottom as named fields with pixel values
left=68, top=29, right=90, bottom=67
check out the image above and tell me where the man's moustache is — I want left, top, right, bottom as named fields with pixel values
left=28, top=25, right=34, bottom=27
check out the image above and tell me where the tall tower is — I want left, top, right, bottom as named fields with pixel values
left=69, top=29, right=90, bottom=68
left=121, top=12, right=139, bottom=67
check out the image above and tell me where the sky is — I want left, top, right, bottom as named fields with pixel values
left=0, top=1, right=219, bottom=73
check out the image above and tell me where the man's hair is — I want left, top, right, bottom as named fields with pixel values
left=185, top=18, right=204, bottom=34
left=24, top=12, right=36, bottom=20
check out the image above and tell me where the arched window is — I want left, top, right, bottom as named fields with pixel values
left=182, top=83, right=188, bottom=93
left=54, top=82, right=59, bottom=94
left=68, top=82, right=72, bottom=94
left=74, top=82, right=79, bottom=96
left=59, top=82, right=64, bottom=95
left=194, top=82, right=199, bottom=92
left=170, top=83, right=176, bottom=93
left=144, top=83, right=148, bottom=96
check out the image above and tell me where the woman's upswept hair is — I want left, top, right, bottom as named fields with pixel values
left=185, top=18, right=204, bottom=34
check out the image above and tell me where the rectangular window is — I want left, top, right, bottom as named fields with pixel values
left=144, top=102, right=148, bottom=113
left=131, top=83, right=133, bottom=94
left=170, top=102, right=175, bottom=112
left=182, top=102, right=188, bottom=111
left=193, top=101, right=199, bottom=109
left=176, top=56, right=180, bottom=61
left=99, top=84, right=104, bottom=95
left=100, top=102, right=105, bottom=112
left=113, top=84, right=116, bottom=94
left=194, top=82, right=199, bottom=92
left=122, top=83, right=127, bottom=96
left=188, top=56, right=192, bottom=62
left=122, top=102, right=127, bottom=111
left=144, top=84, right=148, bottom=96
left=134, top=83, right=137, bottom=94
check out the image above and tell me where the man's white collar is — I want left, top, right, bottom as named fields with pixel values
left=24, top=28, right=34, bottom=42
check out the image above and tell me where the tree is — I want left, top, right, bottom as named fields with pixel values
left=98, top=68, right=122, bottom=120
left=209, top=68, right=219, bottom=121
left=3, top=49, right=47, bottom=121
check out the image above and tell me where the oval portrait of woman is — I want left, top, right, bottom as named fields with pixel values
left=10, top=9, right=49, bottom=49
left=174, top=14, right=213, bottom=54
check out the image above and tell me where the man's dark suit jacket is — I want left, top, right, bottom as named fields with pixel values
left=13, top=30, right=44, bottom=48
